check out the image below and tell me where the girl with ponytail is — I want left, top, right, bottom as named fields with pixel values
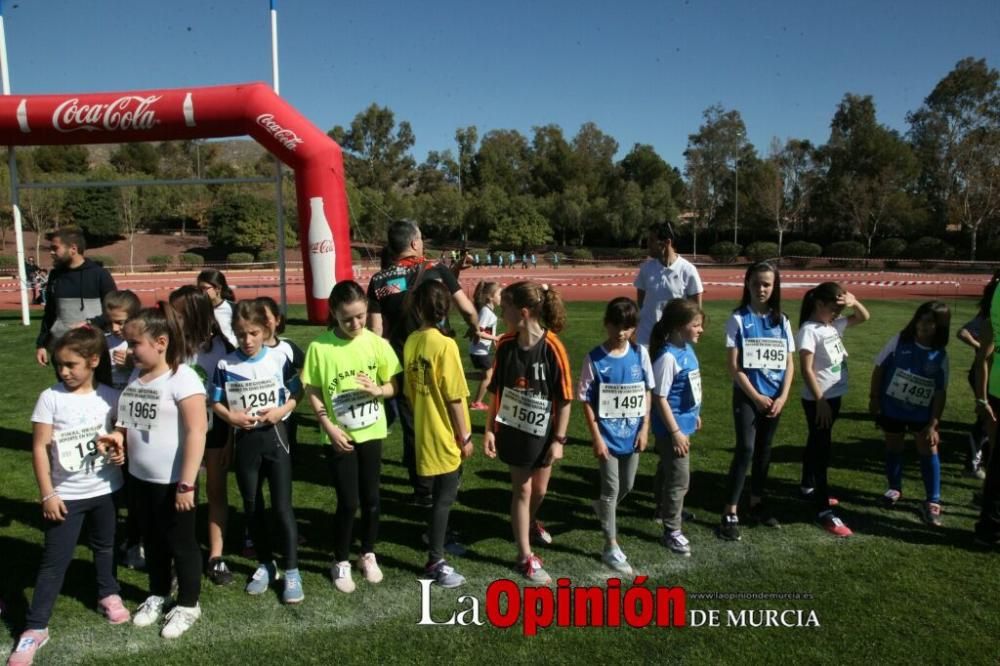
left=796, top=282, right=870, bottom=538
left=483, top=282, right=572, bottom=585
left=101, top=305, right=208, bottom=638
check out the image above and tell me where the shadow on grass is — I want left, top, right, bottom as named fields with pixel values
left=0, top=427, right=32, bottom=454
left=0, top=499, right=147, bottom=636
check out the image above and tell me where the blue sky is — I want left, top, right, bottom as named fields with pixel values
left=2, top=0, right=998, bottom=169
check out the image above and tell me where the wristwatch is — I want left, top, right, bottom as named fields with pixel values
left=456, top=432, right=473, bottom=445
left=177, top=481, right=196, bottom=494
left=552, top=434, right=568, bottom=445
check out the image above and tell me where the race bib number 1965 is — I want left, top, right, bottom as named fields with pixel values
left=117, top=386, right=163, bottom=432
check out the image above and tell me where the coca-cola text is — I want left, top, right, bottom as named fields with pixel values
left=310, top=239, right=334, bottom=254
left=52, top=95, right=161, bottom=133
left=256, top=113, right=304, bottom=151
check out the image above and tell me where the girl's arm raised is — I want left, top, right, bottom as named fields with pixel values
left=176, top=394, right=207, bottom=512
left=842, top=292, right=871, bottom=327
left=32, top=422, right=66, bottom=522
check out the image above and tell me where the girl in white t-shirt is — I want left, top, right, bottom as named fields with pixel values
left=470, top=281, right=502, bottom=410
left=9, top=328, right=129, bottom=665
left=102, top=306, right=208, bottom=639
left=796, top=282, right=870, bottom=538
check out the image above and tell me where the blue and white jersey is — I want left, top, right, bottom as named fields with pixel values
left=210, top=346, right=302, bottom=427
left=725, top=308, right=795, bottom=398
left=875, top=334, right=949, bottom=423
left=651, top=343, right=701, bottom=437
left=578, top=343, right=655, bottom=456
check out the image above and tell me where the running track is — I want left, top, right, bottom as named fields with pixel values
left=0, top=264, right=990, bottom=311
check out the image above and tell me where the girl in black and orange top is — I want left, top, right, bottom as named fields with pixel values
left=483, top=282, right=572, bottom=585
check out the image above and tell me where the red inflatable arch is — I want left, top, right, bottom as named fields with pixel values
left=0, top=82, right=350, bottom=324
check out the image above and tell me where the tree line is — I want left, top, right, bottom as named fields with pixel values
left=0, top=57, right=996, bottom=263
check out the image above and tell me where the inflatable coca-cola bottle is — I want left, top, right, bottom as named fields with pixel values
left=307, top=197, right=336, bottom=300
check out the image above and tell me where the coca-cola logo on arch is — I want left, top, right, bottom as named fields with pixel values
left=256, top=113, right=304, bottom=151
left=52, top=95, right=162, bottom=133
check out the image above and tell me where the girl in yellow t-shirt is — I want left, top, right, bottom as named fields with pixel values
left=303, top=281, right=401, bottom=594
left=403, top=280, right=474, bottom=588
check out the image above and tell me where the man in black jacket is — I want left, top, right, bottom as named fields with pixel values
left=35, top=228, right=117, bottom=366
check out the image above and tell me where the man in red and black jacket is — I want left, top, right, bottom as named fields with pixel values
left=367, top=219, right=479, bottom=506
left=35, top=227, right=116, bottom=366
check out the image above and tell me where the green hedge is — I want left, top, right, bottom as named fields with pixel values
left=89, top=255, right=116, bottom=269
left=0, top=255, right=19, bottom=274
left=258, top=250, right=278, bottom=265
left=782, top=241, right=822, bottom=268
left=745, top=241, right=779, bottom=263
left=179, top=253, right=204, bottom=268
left=825, top=240, right=866, bottom=267
left=227, top=252, right=255, bottom=265
left=351, top=248, right=362, bottom=261
left=570, top=248, right=594, bottom=262
left=709, top=241, right=742, bottom=264
left=147, top=255, right=173, bottom=271
left=874, top=238, right=908, bottom=268
left=907, top=237, right=955, bottom=267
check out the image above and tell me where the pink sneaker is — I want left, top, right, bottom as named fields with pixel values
left=98, top=594, right=131, bottom=625
left=470, top=401, right=489, bottom=411
left=818, top=511, right=853, bottom=538
left=7, top=629, right=49, bottom=666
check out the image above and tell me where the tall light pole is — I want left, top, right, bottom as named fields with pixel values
left=733, top=163, right=739, bottom=245
left=733, top=130, right=744, bottom=246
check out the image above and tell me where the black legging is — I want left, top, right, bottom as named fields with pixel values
left=975, top=394, right=1000, bottom=541
left=131, top=474, right=201, bottom=607
left=425, top=468, right=462, bottom=563
left=725, top=388, right=781, bottom=506
left=328, top=440, right=383, bottom=562
left=234, top=424, right=298, bottom=569
left=801, top=397, right=842, bottom=512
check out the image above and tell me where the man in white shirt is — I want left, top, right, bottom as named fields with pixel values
left=634, top=222, right=704, bottom=348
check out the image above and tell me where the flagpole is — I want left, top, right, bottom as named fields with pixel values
left=0, top=0, right=30, bottom=326
left=269, top=0, right=288, bottom=317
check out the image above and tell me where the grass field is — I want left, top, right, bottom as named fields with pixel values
left=1, top=298, right=998, bottom=665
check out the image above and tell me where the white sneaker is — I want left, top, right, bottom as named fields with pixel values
left=160, top=603, right=201, bottom=639
left=332, top=561, right=356, bottom=593
left=133, top=595, right=168, bottom=627
left=358, top=552, right=384, bottom=584
left=601, top=545, right=633, bottom=575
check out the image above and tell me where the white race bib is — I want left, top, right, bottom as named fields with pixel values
left=53, top=424, right=107, bottom=473
left=597, top=382, right=646, bottom=419
left=887, top=368, right=935, bottom=407
left=823, top=335, right=846, bottom=368
left=226, top=377, right=280, bottom=418
left=496, top=388, right=552, bottom=437
left=333, top=389, right=381, bottom=430
left=743, top=338, right=787, bottom=370
left=688, top=369, right=703, bottom=406
left=117, top=385, right=163, bottom=432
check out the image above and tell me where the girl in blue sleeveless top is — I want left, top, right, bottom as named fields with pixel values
left=650, top=298, right=704, bottom=557
left=869, top=301, right=950, bottom=527
left=579, top=297, right=654, bottom=574
left=718, top=262, right=795, bottom=541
